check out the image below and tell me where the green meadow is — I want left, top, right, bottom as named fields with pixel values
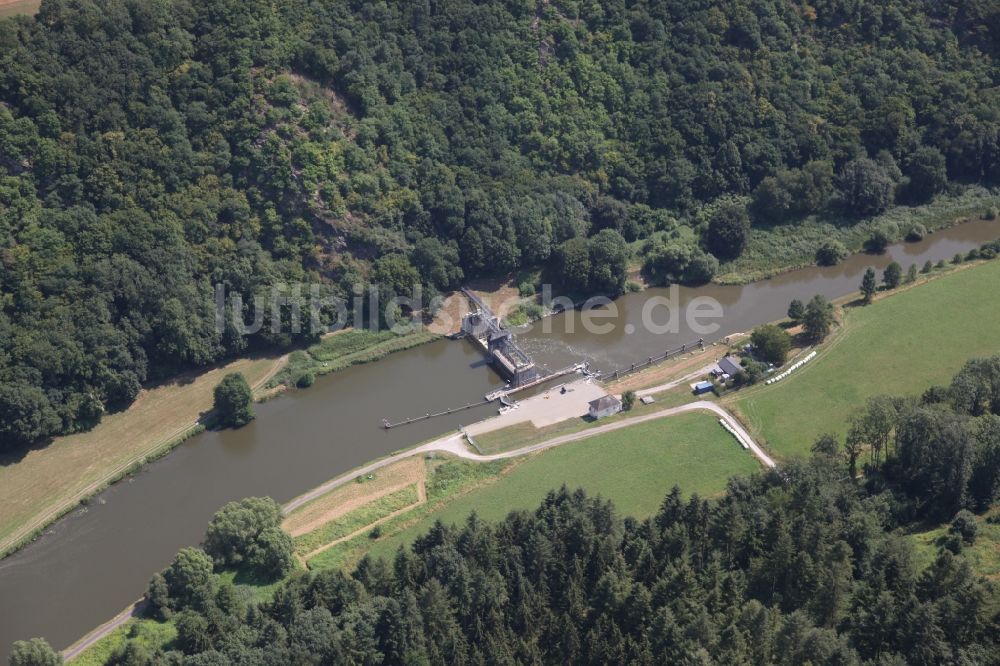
left=910, top=509, right=1000, bottom=582
left=352, top=411, right=759, bottom=565
left=734, top=260, right=1000, bottom=458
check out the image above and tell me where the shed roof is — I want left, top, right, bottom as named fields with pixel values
left=588, top=395, right=622, bottom=411
left=718, top=356, right=744, bottom=375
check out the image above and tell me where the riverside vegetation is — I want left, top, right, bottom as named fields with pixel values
left=735, top=255, right=1000, bottom=457
left=55, top=356, right=1000, bottom=664
left=54, top=257, right=1000, bottom=664
left=2, top=0, right=1000, bottom=449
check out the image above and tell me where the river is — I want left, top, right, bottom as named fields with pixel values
left=1, top=218, right=998, bottom=658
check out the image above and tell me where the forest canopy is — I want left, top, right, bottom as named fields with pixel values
left=1, top=0, right=999, bottom=446
left=67, top=352, right=1000, bottom=665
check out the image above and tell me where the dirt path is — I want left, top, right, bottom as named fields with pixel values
left=300, top=480, right=427, bottom=562
left=1, top=355, right=289, bottom=562
left=284, top=456, right=425, bottom=538
left=286, top=480, right=416, bottom=538
left=631, top=362, right=720, bottom=397
left=253, top=353, right=290, bottom=391
left=62, top=599, right=147, bottom=661
left=285, top=400, right=775, bottom=518
left=67, top=397, right=772, bottom=661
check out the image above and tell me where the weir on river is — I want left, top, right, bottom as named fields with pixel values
left=1, top=217, right=999, bottom=660
left=459, top=287, right=541, bottom=388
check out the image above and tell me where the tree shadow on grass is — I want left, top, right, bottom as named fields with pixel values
left=0, top=435, right=55, bottom=467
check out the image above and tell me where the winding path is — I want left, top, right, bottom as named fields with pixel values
left=284, top=400, right=775, bottom=513
left=66, top=400, right=772, bottom=661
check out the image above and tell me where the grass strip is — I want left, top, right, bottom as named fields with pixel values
left=294, top=484, right=421, bottom=556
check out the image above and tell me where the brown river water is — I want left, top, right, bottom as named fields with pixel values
left=1, top=218, right=998, bottom=658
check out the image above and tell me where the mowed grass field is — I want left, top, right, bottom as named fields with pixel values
left=0, top=354, right=284, bottom=555
left=362, top=411, right=759, bottom=563
left=0, top=0, right=40, bottom=19
left=733, top=260, right=1000, bottom=458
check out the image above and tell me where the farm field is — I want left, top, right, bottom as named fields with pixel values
left=0, top=0, right=40, bottom=19
left=732, top=259, right=1000, bottom=458
left=350, top=411, right=759, bottom=566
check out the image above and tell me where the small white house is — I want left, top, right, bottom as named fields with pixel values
left=588, top=395, right=622, bottom=420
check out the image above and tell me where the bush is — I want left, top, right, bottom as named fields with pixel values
left=705, top=202, right=751, bottom=260
left=921, top=260, right=933, bottom=274
left=625, top=280, right=642, bottom=293
left=369, top=525, right=383, bottom=539
left=942, top=534, right=964, bottom=554
left=966, top=248, right=980, bottom=261
left=864, top=230, right=890, bottom=254
left=837, top=158, right=895, bottom=217
left=905, top=224, right=927, bottom=242
left=906, top=264, right=917, bottom=283
left=949, top=510, right=978, bottom=545
left=882, top=262, right=902, bottom=290
left=518, top=280, right=535, bottom=297
left=787, top=299, right=805, bottom=322
left=296, top=372, right=315, bottom=388
left=803, top=295, right=834, bottom=342
left=952, top=253, right=964, bottom=265
left=983, top=206, right=998, bottom=220
left=644, top=240, right=718, bottom=286
left=9, top=638, right=62, bottom=666
left=739, top=359, right=770, bottom=386
left=815, top=240, right=847, bottom=266
left=622, top=390, right=637, bottom=411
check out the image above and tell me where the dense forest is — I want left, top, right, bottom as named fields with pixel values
left=1, top=0, right=999, bottom=446
left=13, top=355, right=997, bottom=665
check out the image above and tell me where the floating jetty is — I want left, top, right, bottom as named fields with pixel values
left=382, top=398, right=494, bottom=429
left=384, top=362, right=589, bottom=429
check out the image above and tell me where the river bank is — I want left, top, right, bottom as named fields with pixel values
left=3, top=215, right=1000, bottom=660
left=8, top=199, right=991, bottom=562
left=715, top=188, right=998, bottom=284
left=67, top=251, right=1000, bottom=663
left=0, top=354, right=286, bottom=560
left=0, top=329, right=442, bottom=562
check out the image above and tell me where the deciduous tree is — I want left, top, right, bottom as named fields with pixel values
left=213, top=373, right=255, bottom=428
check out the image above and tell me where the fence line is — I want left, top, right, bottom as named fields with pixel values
left=599, top=338, right=710, bottom=381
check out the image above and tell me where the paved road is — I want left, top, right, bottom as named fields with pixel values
left=285, top=400, right=775, bottom=513
left=68, top=400, right=773, bottom=661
